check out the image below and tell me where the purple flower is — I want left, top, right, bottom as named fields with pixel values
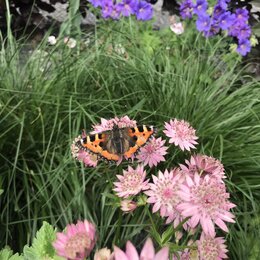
left=218, top=12, right=235, bottom=30
left=235, top=8, right=249, bottom=23
left=228, top=22, right=251, bottom=41
left=196, top=14, right=211, bottom=33
left=237, top=24, right=251, bottom=41
left=217, top=0, right=228, bottom=9
left=212, top=4, right=226, bottom=21
left=110, top=4, right=122, bottom=20
left=180, top=0, right=194, bottom=19
left=193, top=0, right=208, bottom=16
left=237, top=39, right=251, bottom=56
left=118, top=0, right=137, bottom=17
left=101, top=0, right=113, bottom=19
left=88, top=0, right=102, bottom=8
left=135, top=1, right=153, bottom=21
left=204, top=23, right=220, bottom=37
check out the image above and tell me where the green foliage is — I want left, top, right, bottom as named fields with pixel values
left=0, top=17, right=259, bottom=259
left=0, top=248, right=23, bottom=260
left=23, top=222, right=59, bottom=260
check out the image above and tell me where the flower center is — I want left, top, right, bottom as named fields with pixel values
left=162, top=188, right=174, bottom=199
left=65, top=233, right=91, bottom=259
left=123, top=173, right=142, bottom=191
left=200, top=239, right=219, bottom=259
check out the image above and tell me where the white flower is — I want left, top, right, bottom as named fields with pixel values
left=64, top=37, right=77, bottom=48
left=170, top=22, right=184, bottom=35
left=48, top=35, right=57, bottom=45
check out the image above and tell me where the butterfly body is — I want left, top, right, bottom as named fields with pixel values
left=76, top=125, right=156, bottom=162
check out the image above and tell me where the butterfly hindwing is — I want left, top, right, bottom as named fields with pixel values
left=124, top=125, right=155, bottom=158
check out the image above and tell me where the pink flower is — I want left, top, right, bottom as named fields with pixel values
left=197, top=233, right=228, bottom=259
left=53, top=220, right=96, bottom=260
left=71, top=136, right=98, bottom=167
left=137, top=137, right=168, bottom=167
left=120, top=200, right=137, bottom=213
left=180, top=154, right=226, bottom=181
left=163, top=119, right=198, bottom=151
left=177, top=173, right=236, bottom=237
left=145, top=169, right=184, bottom=225
left=114, top=238, right=169, bottom=260
left=92, top=116, right=137, bottom=134
left=113, top=165, right=149, bottom=198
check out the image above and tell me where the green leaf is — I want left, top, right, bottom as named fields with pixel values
left=161, top=225, right=174, bottom=244
left=0, top=189, right=4, bottom=196
left=23, top=222, right=57, bottom=260
left=0, top=247, right=23, bottom=260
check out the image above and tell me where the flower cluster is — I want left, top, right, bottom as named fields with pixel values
left=143, top=154, right=235, bottom=259
left=180, top=0, right=252, bottom=56
left=69, top=115, right=236, bottom=259
left=88, top=0, right=153, bottom=21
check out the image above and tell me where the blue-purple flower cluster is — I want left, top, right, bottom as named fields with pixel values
left=88, top=0, right=153, bottom=21
left=180, top=0, right=252, bottom=56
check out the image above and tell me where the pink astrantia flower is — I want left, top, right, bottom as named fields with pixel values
left=71, top=137, right=98, bottom=167
left=120, top=200, right=137, bottom=213
left=53, top=220, right=96, bottom=260
left=114, top=238, right=169, bottom=260
left=92, top=116, right=137, bottom=134
left=197, top=233, right=228, bottom=259
left=113, top=165, right=149, bottom=198
left=180, top=154, right=226, bottom=181
left=163, top=119, right=198, bottom=151
left=137, top=137, right=168, bottom=167
left=145, top=169, right=184, bottom=225
left=177, top=173, right=236, bottom=237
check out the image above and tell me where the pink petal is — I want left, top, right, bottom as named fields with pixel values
left=200, top=217, right=215, bottom=238
left=154, top=247, right=169, bottom=260
left=114, top=246, right=129, bottom=260
left=140, top=238, right=155, bottom=259
left=215, top=218, right=229, bottom=232
left=125, top=241, right=139, bottom=260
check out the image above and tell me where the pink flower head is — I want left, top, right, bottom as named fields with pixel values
left=120, top=200, right=137, bottom=213
left=145, top=169, right=184, bottom=225
left=113, top=165, right=149, bottom=198
left=53, top=220, right=96, bottom=260
left=92, top=116, right=137, bottom=134
left=137, top=137, right=168, bottom=168
left=71, top=137, right=98, bottom=167
left=180, top=154, right=226, bottom=181
left=163, top=119, right=198, bottom=151
left=114, top=238, right=169, bottom=260
left=177, top=173, right=236, bottom=237
left=197, top=233, right=228, bottom=259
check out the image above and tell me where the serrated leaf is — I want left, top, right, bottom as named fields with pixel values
left=23, top=222, right=57, bottom=260
left=0, top=247, right=24, bottom=260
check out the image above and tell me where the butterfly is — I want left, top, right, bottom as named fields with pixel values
left=76, top=125, right=156, bottom=162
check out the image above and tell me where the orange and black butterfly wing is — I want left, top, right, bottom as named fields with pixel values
left=124, top=125, right=155, bottom=159
left=77, top=132, right=120, bottom=161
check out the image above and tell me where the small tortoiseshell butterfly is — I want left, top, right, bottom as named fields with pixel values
left=76, top=125, right=156, bottom=162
